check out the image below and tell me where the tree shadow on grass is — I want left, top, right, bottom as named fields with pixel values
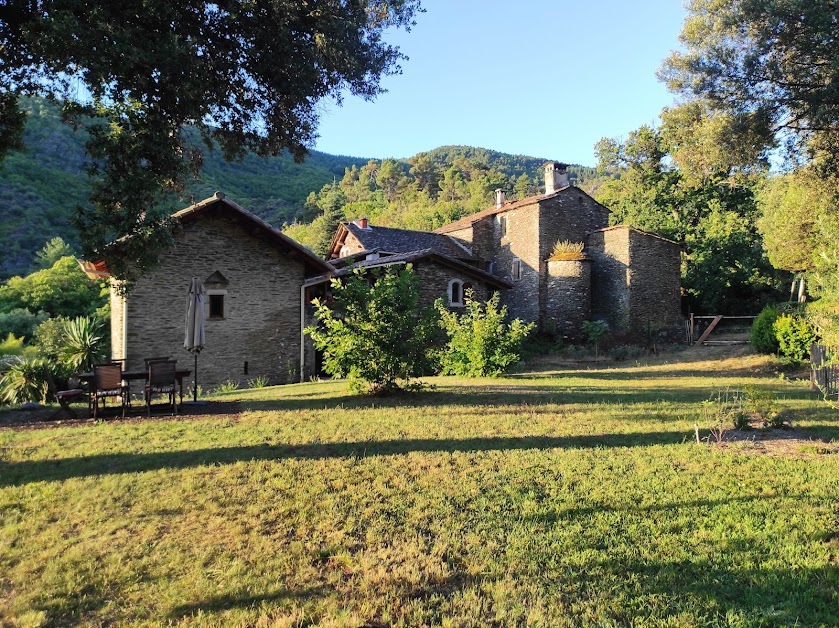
left=169, top=585, right=332, bottom=621
left=1, top=431, right=693, bottom=487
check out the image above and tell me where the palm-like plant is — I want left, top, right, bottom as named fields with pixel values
left=61, top=316, right=105, bottom=372
left=0, top=355, right=49, bottom=404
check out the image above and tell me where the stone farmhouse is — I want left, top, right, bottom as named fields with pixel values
left=91, top=162, right=681, bottom=389
left=95, top=193, right=333, bottom=388
left=328, top=162, right=683, bottom=340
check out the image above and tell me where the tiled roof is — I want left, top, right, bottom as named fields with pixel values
left=344, top=223, right=475, bottom=260
left=433, top=187, right=572, bottom=234
left=304, top=248, right=511, bottom=290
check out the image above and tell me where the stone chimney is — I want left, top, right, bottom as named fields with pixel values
left=355, top=217, right=370, bottom=230
left=544, top=162, right=570, bottom=194
left=495, top=189, right=506, bottom=208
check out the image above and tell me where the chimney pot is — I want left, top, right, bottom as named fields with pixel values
left=495, top=189, right=506, bottom=208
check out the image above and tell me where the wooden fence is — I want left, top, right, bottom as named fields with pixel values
left=810, top=344, right=838, bottom=399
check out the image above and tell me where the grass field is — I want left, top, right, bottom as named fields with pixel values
left=1, top=349, right=837, bottom=626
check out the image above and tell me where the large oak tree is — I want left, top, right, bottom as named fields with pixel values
left=0, top=0, right=420, bottom=284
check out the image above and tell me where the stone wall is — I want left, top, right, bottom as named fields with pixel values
left=489, top=205, right=541, bottom=323
left=413, top=261, right=491, bottom=311
left=585, top=226, right=682, bottom=337
left=585, top=228, right=631, bottom=330
left=545, top=258, right=591, bottom=340
left=109, top=286, right=126, bottom=362
left=122, top=210, right=308, bottom=390
left=538, top=190, right=610, bottom=325
left=627, top=230, right=683, bottom=335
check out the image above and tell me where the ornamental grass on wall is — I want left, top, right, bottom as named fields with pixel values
left=549, top=240, right=586, bottom=261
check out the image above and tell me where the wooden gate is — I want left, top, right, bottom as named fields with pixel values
left=811, top=344, right=838, bottom=399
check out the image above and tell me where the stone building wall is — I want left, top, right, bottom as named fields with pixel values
left=545, top=258, right=591, bottom=340
left=627, top=230, right=683, bottom=335
left=338, top=231, right=366, bottom=257
left=413, top=261, right=491, bottom=312
left=121, top=210, right=308, bottom=390
left=585, top=228, right=631, bottom=330
left=490, top=204, right=541, bottom=323
left=537, top=191, right=610, bottom=324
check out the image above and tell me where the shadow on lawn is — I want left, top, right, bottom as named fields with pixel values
left=1, top=431, right=692, bottom=487
left=169, top=586, right=332, bottom=621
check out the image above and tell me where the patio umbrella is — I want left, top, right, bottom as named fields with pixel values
left=184, top=277, right=206, bottom=402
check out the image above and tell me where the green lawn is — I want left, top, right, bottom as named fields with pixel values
left=1, top=350, right=837, bottom=626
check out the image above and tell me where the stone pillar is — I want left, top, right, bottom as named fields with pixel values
left=545, top=257, right=591, bottom=340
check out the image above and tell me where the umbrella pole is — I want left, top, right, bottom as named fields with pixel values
left=194, top=352, right=198, bottom=402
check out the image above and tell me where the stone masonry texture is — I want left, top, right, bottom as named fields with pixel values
left=118, top=208, right=310, bottom=390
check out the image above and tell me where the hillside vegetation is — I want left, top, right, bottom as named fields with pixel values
left=0, top=99, right=594, bottom=278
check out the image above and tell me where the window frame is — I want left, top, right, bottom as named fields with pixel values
left=512, top=258, right=522, bottom=281
left=207, top=291, right=227, bottom=319
left=448, top=279, right=464, bottom=307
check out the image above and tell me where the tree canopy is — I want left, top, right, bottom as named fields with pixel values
left=0, top=0, right=421, bottom=284
left=660, top=0, right=839, bottom=168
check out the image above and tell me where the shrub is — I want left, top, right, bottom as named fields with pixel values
left=306, top=266, right=440, bottom=394
left=0, top=333, right=26, bottom=356
left=609, top=345, right=647, bottom=362
left=0, top=355, right=49, bottom=405
left=215, top=379, right=240, bottom=394
left=61, top=316, right=106, bottom=372
left=582, top=320, right=609, bottom=357
left=0, top=308, right=48, bottom=341
left=247, top=375, right=269, bottom=388
left=437, top=290, right=534, bottom=377
left=773, top=313, right=817, bottom=365
left=750, top=305, right=779, bottom=353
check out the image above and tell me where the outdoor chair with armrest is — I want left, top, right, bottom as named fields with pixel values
left=92, top=362, right=129, bottom=420
left=45, top=370, right=85, bottom=420
left=145, top=359, right=178, bottom=416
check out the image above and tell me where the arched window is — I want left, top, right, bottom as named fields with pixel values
left=448, top=279, right=464, bottom=306
left=339, top=245, right=351, bottom=258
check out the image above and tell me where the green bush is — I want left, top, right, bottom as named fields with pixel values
left=750, top=305, right=780, bottom=353
left=306, top=266, right=440, bottom=394
left=0, top=355, right=50, bottom=405
left=0, top=308, right=49, bottom=341
left=773, top=313, right=818, bottom=365
left=437, top=290, right=534, bottom=377
left=0, top=333, right=26, bottom=356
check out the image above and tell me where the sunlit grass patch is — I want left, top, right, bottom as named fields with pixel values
left=1, top=350, right=837, bottom=625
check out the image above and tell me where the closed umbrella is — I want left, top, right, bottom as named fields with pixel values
left=184, top=277, right=206, bottom=402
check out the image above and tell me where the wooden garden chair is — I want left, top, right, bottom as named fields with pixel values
left=92, top=362, right=129, bottom=420
left=45, top=370, right=85, bottom=420
left=145, top=359, right=178, bottom=416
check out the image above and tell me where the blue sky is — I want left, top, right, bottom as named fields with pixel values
left=313, top=0, right=687, bottom=166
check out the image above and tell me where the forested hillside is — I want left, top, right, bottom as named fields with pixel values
left=0, top=99, right=368, bottom=278
left=0, top=98, right=592, bottom=278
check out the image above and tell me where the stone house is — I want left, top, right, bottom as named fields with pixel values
left=101, top=193, right=333, bottom=389
left=327, top=162, right=683, bottom=340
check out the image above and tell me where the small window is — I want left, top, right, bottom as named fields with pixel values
left=448, top=279, right=464, bottom=306
left=209, top=294, right=225, bottom=318
left=498, top=215, right=507, bottom=237
left=512, top=258, right=522, bottom=281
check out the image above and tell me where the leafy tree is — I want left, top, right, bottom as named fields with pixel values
left=1, top=0, right=421, bottom=285
left=773, top=313, right=818, bottom=365
left=0, top=256, right=106, bottom=318
left=34, top=236, right=74, bottom=270
left=595, top=123, right=783, bottom=314
left=437, top=291, right=534, bottom=377
left=660, top=0, right=839, bottom=169
left=305, top=266, right=439, bottom=394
